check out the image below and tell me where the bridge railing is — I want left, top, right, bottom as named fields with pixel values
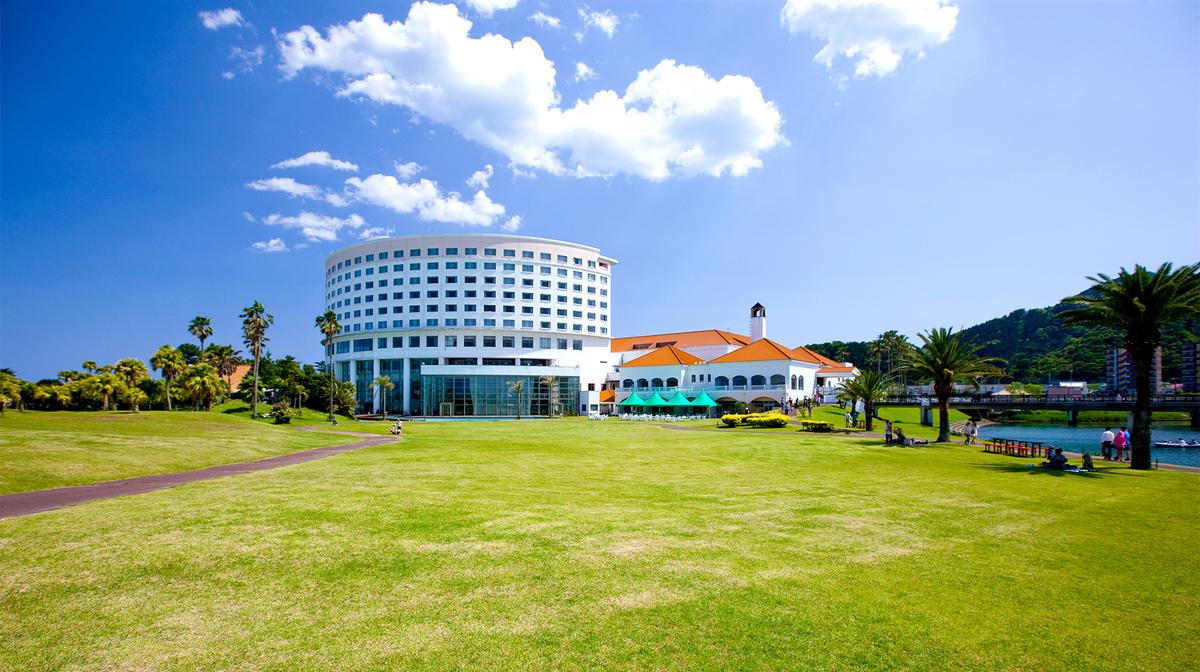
left=880, top=394, right=1197, bottom=405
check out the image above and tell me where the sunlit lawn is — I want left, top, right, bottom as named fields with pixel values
left=0, top=409, right=354, bottom=494
left=1, top=416, right=1196, bottom=671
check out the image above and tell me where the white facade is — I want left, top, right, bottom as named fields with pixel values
left=618, top=357, right=822, bottom=409
left=324, top=233, right=617, bottom=415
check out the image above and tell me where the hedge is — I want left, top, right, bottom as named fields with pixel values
left=720, top=412, right=791, bottom=429
left=798, top=420, right=835, bottom=432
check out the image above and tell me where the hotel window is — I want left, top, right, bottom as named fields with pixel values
left=502, top=336, right=515, bottom=348
left=446, top=262, right=458, bottom=269
left=409, top=336, right=421, bottom=347
left=483, top=305, right=497, bottom=313
left=426, top=336, right=438, bottom=347
left=394, top=250, right=404, bottom=258
left=377, top=337, right=387, bottom=348
left=540, top=266, right=551, bottom=275
left=336, top=341, right=350, bottom=354
left=539, top=308, right=551, bottom=316
left=446, top=276, right=458, bottom=284
left=465, top=276, right=477, bottom=283
left=572, top=324, right=582, bottom=332
left=426, top=290, right=439, bottom=298
left=446, top=290, right=458, bottom=298
left=521, top=337, right=534, bottom=348
left=355, top=256, right=362, bottom=264
left=445, top=319, right=458, bottom=326
left=503, top=291, right=515, bottom=300
left=410, top=262, right=421, bottom=271
left=366, top=254, right=375, bottom=262
left=540, top=294, right=551, bottom=301
left=465, top=304, right=477, bottom=312
left=445, top=335, right=457, bottom=347
left=540, top=321, right=551, bottom=329
left=465, top=290, right=477, bottom=298
left=521, top=320, right=533, bottom=328
left=365, top=268, right=373, bottom=276
left=410, top=249, right=421, bottom=257
left=539, top=252, right=551, bottom=260
left=587, top=261, right=595, bottom=268
left=409, top=305, right=421, bottom=313
left=379, top=280, right=388, bottom=287
left=503, top=263, right=516, bottom=271
left=572, top=284, right=582, bottom=291
left=540, top=280, right=551, bottom=288
left=573, top=298, right=582, bottom=305
left=484, top=319, right=497, bottom=327
left=392, top=320, right=403, bottom=328
left=587, top=326, right=596, bottom=333
left=464, top=336, right=477, bottom=347
left=445, top=305, right=458, bottom=312
left=445, top=247, right=458, bottom=255
left=503, top=249, right=515, bottom=257
left=409, top=319, right=419, bottom=327
left=557, top=338, right=568, bottom=349
left=573, top=271, right=583, bottom=279
left=587, top=312, right=595, bottom=319
left=410, top=277, right=421, bottom=285
left=427, top=248, right=439, bottom=256
left=557, top=309, right=567, bottom=317
left=522, top=250, right=533, bottom=259
left=484, top=248, right=497, bottom=256
left=465, top=247, right=477, bottom=255
left=409, top=291, right=420, bottom=299
left=572, top=339, right=583, bottom=350
left=600, top=327, right=607, bottom=334
left=392, top=337, right=404, bottom=348
left=484, top=336, right=496, bottom=347
left=428, top=262, right=439, bottom=270
left=557, top=269, right=568, bottom=277
left=557, top=282, right=567, bottom=290
left=378, top=307, right=387, bottom=315
left=522, top=292, right=533, bottom=300
left=573, top=257, right=582, bottom=265
left=465, top=261, right=477, bottom=269
left=573, top=311, right=582, bottom=318
left=557, top=296, right=568, bottom=304
left=427, top=276, right=438, bottom=284
left=503, top=306, right=515, bottom=313
left=426, top=304, right=438, bottom=313
left=522, top=278, right=533, bottom=287
left=378, top=266, right=387, bottom=274
left=484, top=262, right=497, bottom=270
left=503, top=319, right=515, bottom=327
left=380, top=252, right=389, bottom=260
left=353, top=338, right=373, bottom=352
left=601, top=314, right=608, bottom=321
left=521, top=264, right=533, bottom=272
left=539, top=337, right=551, bottom=348
left=600, top=301, right=608, bottom=308
left=502, top=278, right=515, bottom=287
left=557, top=255, right=567, bottom=263
left=353, top=297, right=361, bottom=305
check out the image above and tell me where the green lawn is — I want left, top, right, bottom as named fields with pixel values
left=0, top=410, right=355, bottom=494
left=2, top=416, right=1197, bottom=670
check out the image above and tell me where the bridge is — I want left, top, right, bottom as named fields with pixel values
left=877, top=394, right=1200, bottom=428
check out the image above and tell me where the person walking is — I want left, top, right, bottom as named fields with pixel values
left=1114, top=426, right=1129, bottom=462
left=1100, top=427, right=1115, bottom=461
left=885, top=420, right=894, bottom=446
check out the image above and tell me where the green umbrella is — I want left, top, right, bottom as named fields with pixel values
left=689, top=391, right=719, bottom=407
left=616, top=392, right=645, bottom=407
left=641, top=391, right=668, bottom=406
left=664, top=391, right=691, bottom=406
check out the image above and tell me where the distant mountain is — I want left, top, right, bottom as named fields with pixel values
left=807, top=297, right=1199, bottom=384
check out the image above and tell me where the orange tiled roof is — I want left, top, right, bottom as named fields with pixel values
left=708, top=338, right=807, bottom=364
left=610, top=329, right=750, bottom=353
left=790, top=345, right=839, bottom=366
left=819, top=365, right=856, bottom=374
left=620, top=344, right=706, bottom=368
left=599, top=389, right=616, bottom=402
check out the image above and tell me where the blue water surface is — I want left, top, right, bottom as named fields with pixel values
left=977, top=423, right=1200, bottom=467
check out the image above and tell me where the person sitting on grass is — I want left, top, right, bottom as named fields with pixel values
left=1081, top=452, right=1096, bottom=472
left=1042, top=447, right=1069, bottom=470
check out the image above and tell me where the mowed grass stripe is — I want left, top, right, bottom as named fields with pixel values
left=1, top=419, right=1196, bottom=671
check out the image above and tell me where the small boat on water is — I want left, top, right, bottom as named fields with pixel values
left=1153, top=439, right=1200, bottom=448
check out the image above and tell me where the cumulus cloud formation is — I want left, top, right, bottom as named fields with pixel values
left=199, top=8, right=244, bottom=30
left=263, top=212, right=366, bottom=242
left=463, top=0, right=520, bottom=16
left=466, top=164, right=494, bottom=189
left=228, top=45, right=264, bottom=75
left=500, top=215, right=522, bottom=232
left=245, top=177, right=347, bottom=206
left=251, top=238, right=289, bottom=253
left=277, top=4, right=782, bottom=180
left=345, top=173, right=507, bottom=226
left=271, top=150, right=359, bottom=172
left=781, top=0, right=958, bottom=77
left=573, top=62, right=597, bottom=82
left=529, top=11, right=561, bottom=29
left=394, top=161, right=425, bottom=178
left=579, top=8, right=619, bottom=38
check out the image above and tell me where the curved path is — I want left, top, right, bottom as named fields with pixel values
left=0, top=428, right=393, bottom=520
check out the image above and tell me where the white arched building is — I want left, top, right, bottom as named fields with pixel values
left=608, top=304, right=858, bottom=412
left=324, top=233, right=617, bottom=416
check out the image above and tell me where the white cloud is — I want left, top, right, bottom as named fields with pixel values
left=529, top=11, right=561, bottom=29
left=394, top=161, right=425, bottom=178
left=251, top=238, right=289, bottom=253
left=246, top=177, right=321, bottom=199
left=246, top=177, right=349, bottom=206
left=573, top=61, right=597, bottom=82
left=242, top=211, right=255, bottom=222
left=221, top=71, right=236, bottom=80
left=357, top=227, right=389, bottom=240
left=780, top=0, right=959, bottom=78
left=229, top=45, right=264, bottom=74
left=499, top=215, right=522, bottom=232
left=466, top=164, right=494, bottom=189
left=278, top=5, right=783, bottom=180
left=579, top=8, right=619, bottom=38
left=463, top=0, right=520, bottom=16
left=271, top=150, right=359, bottom=172
left=345, top=173, right=508, bottom=226
left=199, top=8, right=244, bottom=30
left=263, top=212, right=366, bottom=242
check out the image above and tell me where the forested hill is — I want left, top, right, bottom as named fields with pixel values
left=807, top=301, right=1198, bottom=384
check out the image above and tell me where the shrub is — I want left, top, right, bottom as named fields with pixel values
left=271, top=402, right=298, bottom=424
left=720, top=413, right=747, bottom=427
left=745, top=413, right=790, bottom=428
left=799, top=420, right=835, bottom=432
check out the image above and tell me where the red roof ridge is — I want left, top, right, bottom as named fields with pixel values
left=621, top=343, right=707, bottom=367
left=708, top=338, right=808, bottom=364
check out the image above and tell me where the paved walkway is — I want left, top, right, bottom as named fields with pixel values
left=0, top=428, right=393, bottom=520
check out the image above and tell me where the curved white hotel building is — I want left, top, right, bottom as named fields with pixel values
left=324, top=234, right=617, bottom=416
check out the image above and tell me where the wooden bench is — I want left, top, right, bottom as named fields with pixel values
left=983, top=438, right=1044, bottom=458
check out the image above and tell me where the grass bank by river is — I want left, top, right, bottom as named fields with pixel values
left=996, top=409, right=1191, bottom=424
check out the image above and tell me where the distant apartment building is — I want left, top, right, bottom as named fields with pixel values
left=1183, top=342, right=1199, bottom=393
left=1106, top=347, right=1162, bottom=394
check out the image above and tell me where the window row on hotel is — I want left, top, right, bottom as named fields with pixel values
left=328, top=263, right=608, bottom=284
left=336, top=318, right=607, bottom=334
left=327, top=246, right=608, bottom=272
left=335, top=336, right=586, bottom=353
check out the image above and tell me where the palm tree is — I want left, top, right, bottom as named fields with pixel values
left=95, top=372, right=123, bottom=411
left=507, top=379, right=525, bottom=420
left=113, top=358, right=150, bottom=412
left=150, top=345, right=187, bottom=411
left=182, top=363, right=224, bottom=411
left=370, top=376, right=395, bottom=417
left=1058, top=263, right=1200, bottom=469
left=204, top=344, right=242, bottom=386
left=240, top=301, right=274, bottom=418
left=189, top=316, right=213, bottom=357
left=906, top=328, right=1004, bottom=442
left=539, top=375, right=559, bottom=415
left=837, top=370, right=894, bottom=432
left=315, top=310, right=342, bottom=422
left=82, top=360, right=97, bottom=374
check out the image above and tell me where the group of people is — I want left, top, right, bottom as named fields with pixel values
left=883, top=420, right=929, bottom=446
left=782, top=397, right=817, bottom=417
left=961, top=419, right=980, bottom=445
left=389, top=418, right=404, bottom=436
left=1041, top=445, right=1096, bottom=472
left=1100, top=426, right=1130, bottom=461
left=843, top=409, right=860, bottom=428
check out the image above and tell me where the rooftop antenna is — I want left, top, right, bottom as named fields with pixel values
left=385, top=225, right=396, bottom=238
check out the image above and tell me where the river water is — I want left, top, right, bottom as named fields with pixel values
left=977, top=423, right=1200, bottom=467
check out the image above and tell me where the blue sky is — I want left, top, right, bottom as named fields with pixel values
left=2, top=0, right=1197, bottom=380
